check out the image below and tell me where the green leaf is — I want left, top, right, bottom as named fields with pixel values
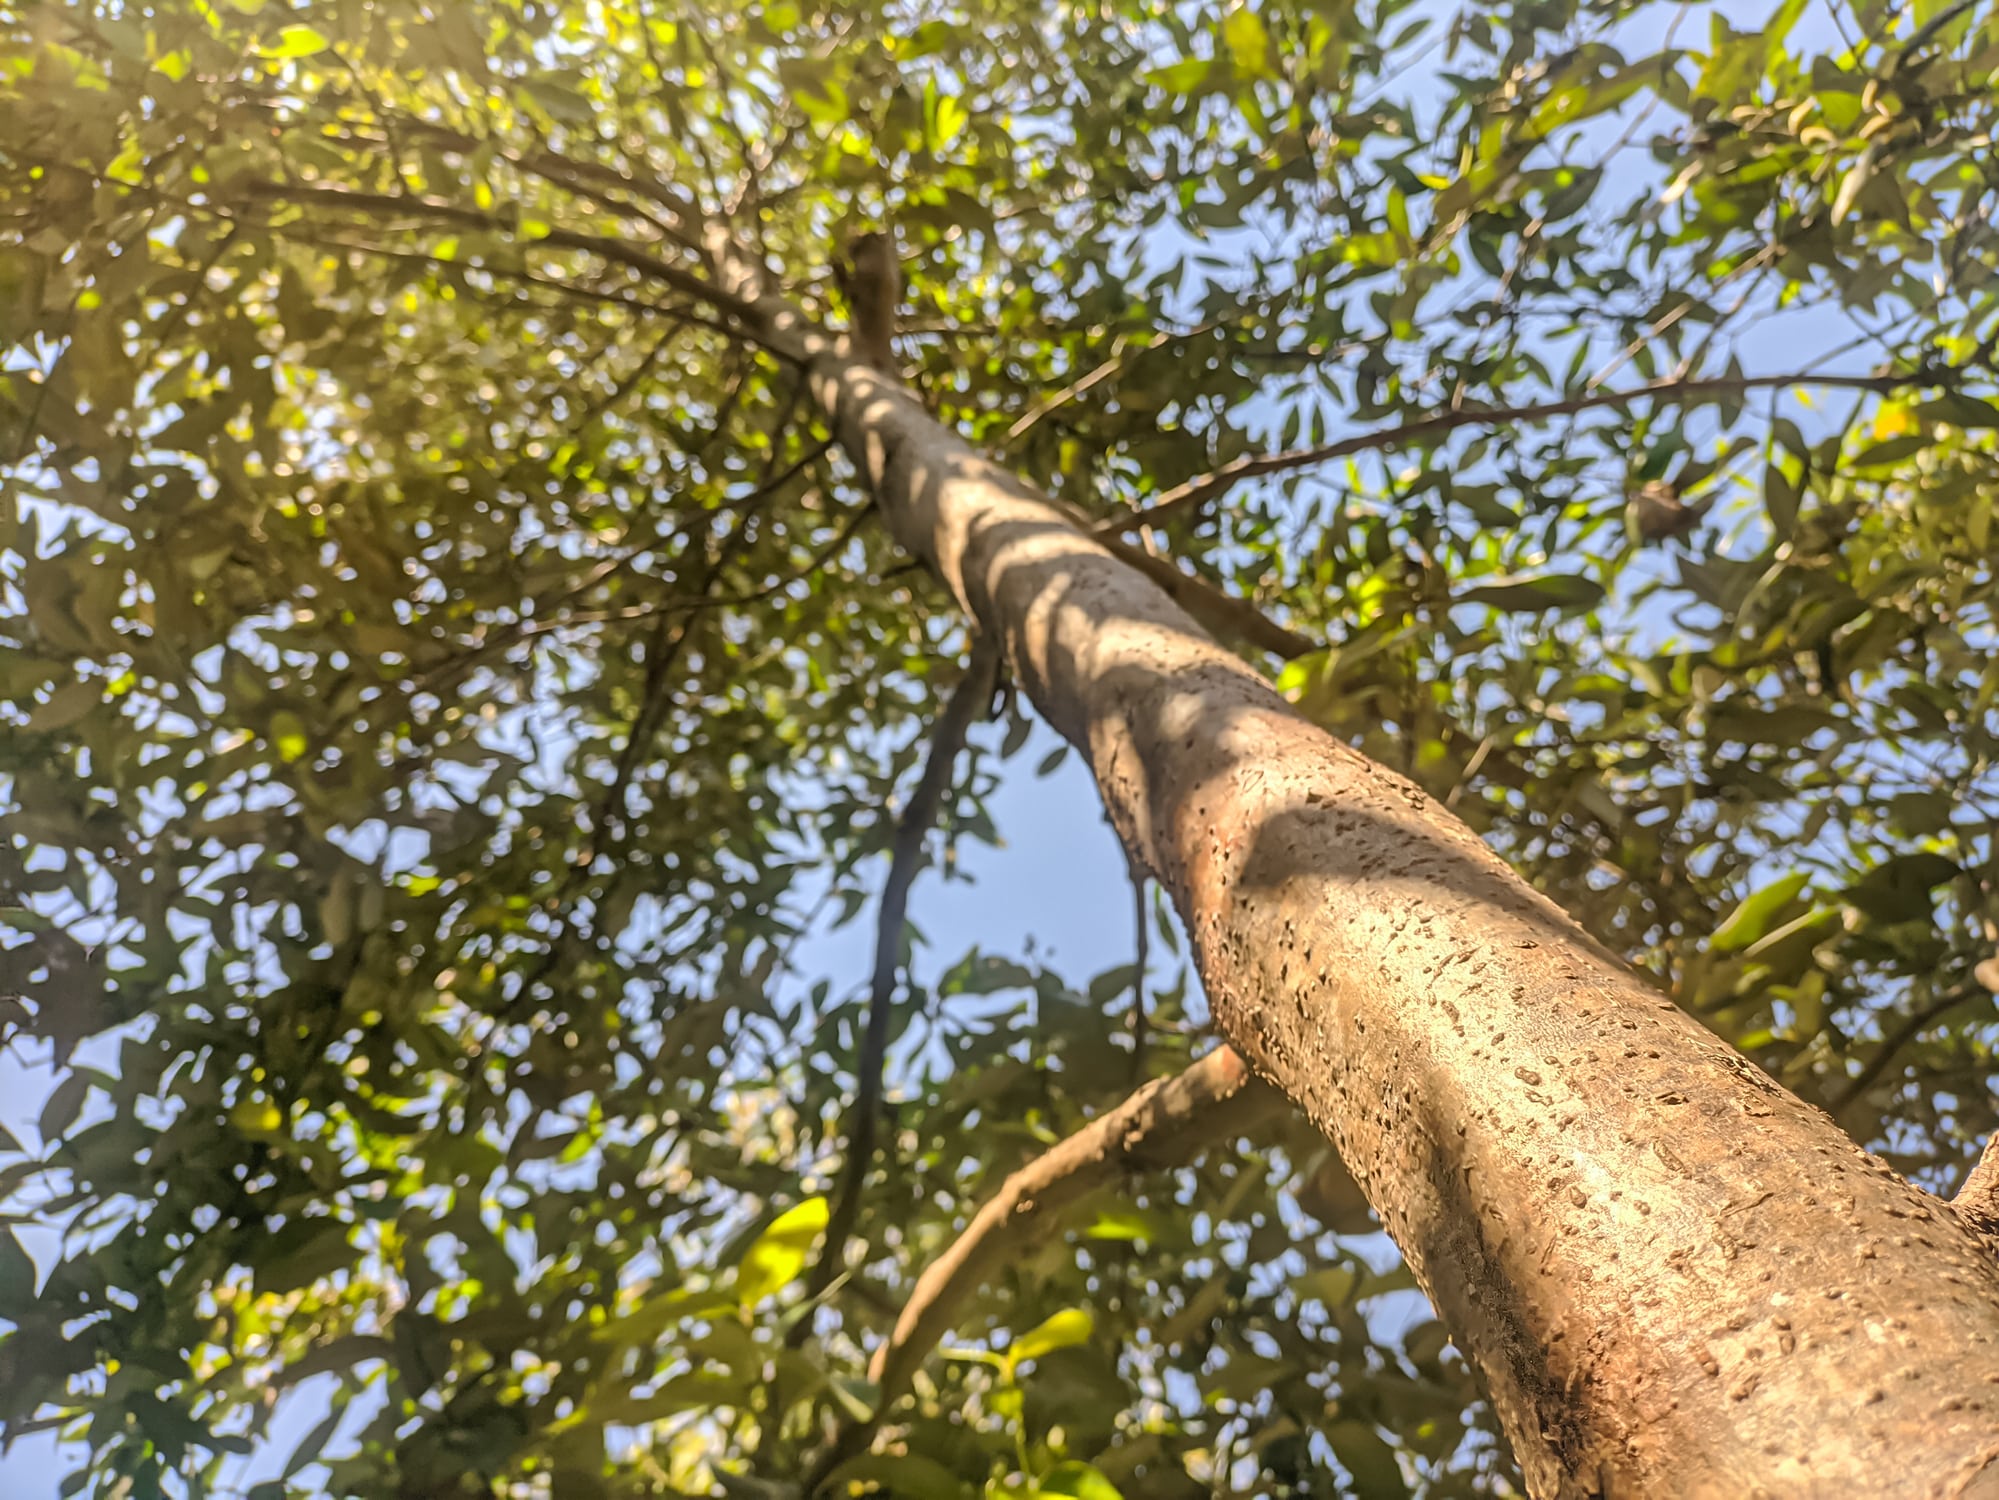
left=0, top=1228, right=37, bottom=1303
left=736, top=1196, right=827, bottom=1308
left=818, top=1454, right=964, bottom=1500
left=1083, top=1207, right=1166, bottom=1243
left=1764, top=462, right=1800, bottom=539
left=777, top=58, right=848, bottom=127
left=1222, top=9, right=1273, bottom=79
left=931, top=92, right=967, bottom=149
left=27, top=680, right=101, bottom=732
left=1916, top=394, right=1999, bottom=430
left=1843, top=853, right=1960, bottom=924
left=1145, top=57, right=1211, bottom=95
left=1038, top=1461, right=1124, bottom=1500
left=255, top=1219, right=356, bottom=1296
left=1004, top=1307, right=1094, bottom=1378
left=1710, top=873, right=1811, bottom=953
left=1763, top=0, right=1810, bottom=56
left=1403, top=1319, right=1451, bottom=1366
left=1087, top=962, right=1140, bottom=1004
left=1849, top=433, right=1928, bottom=469
left=1329, top=1419, right=1410, bottom=1498
left=278, top=1404, right=343, bottom=1480
left=1457, top=574, right=1605, bottom=613
left=828, top=1375, right=878, bottom=1422
left=39, top=1073, right=89, bottom=1140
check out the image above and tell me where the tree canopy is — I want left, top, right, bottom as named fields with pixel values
left=3, top=0, right=1998, bottom=1495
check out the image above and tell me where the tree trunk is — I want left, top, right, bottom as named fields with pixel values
left=729, top=262, right=1999, bottom=1495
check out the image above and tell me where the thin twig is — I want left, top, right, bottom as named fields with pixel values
left=330, top=112, right=710, bottom=249
left=286, top=226, right=741, bottom=336
left=1896, top=0, right=1983, bottom=68
left=1588, top=244, right=1776, bottom=391
left=426, top=490, right=866, bottom=669
left=241, top=179, right=757, bottom=327
left=1005, top=321, right=1217, bottom=443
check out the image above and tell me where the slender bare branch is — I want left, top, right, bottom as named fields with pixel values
left=270, top=104, right=708, bottom=247
left=795, top=640, right=1003, bottom=1332
left=806, top=1045, right=1278, bottom=1489
left=430, top=489, right=863, bottom=663
left=1099, top=369, right=1927, bottom=537
left=1898, top=0, right=1983, bottom=67
left=1832, top=983, right=1979, bottom=1114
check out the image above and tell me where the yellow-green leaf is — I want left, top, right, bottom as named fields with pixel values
left=264, top=25, right=330, bottom=59
left=1222, top=8, right=1273, bottom=79
left=1145, top=57, right=1211, bottom=95
left=1038, top=1461, right=1125, bottom=1500
left=933, top=93, right=968, bottom=149
left=231, top=1097, right=284, bottom=1135
left=271, top=711, right=309, bottom=763
left=1004, top=1307, right=1094, bottom=1378
left=736, top=1196, right=827, bottom=1308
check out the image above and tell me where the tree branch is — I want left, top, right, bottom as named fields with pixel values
left=240, top=180, right=764, bottom=331
left=1956, top=1132, right=1999, bottom=1241
left=806, top=1045, right=1279, bottom=1488
left=796, top=639, right=1003, bottom=1327
left=423, top=483, right=863, bottom=669
left=1095, top=535, right=1316, bottom=660
left=1897, top=0, right=1983, bottom=68
left=385, top=118, right=708, bottom=250
left=695, top=191, right=1999, bottom=1499
left=1832, top=983, right=1979, bottom=1114
left=1127, top=851, right=1150, bottom=1083
left=1099, top=370, right=1927, bottom=537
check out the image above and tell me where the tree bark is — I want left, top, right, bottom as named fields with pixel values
left=717, top=257, right=1999, bottom=1496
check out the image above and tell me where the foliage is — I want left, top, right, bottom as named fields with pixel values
left=1, top=0, right=1996, bottom=1495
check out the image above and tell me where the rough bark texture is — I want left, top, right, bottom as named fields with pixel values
left=722, top=256, right=1999, bottom=1495
left=1959, top=1134, right=1999, bottom=1243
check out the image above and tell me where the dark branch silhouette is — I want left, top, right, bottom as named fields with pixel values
left=1101, top=369, right=1929, bottom=536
